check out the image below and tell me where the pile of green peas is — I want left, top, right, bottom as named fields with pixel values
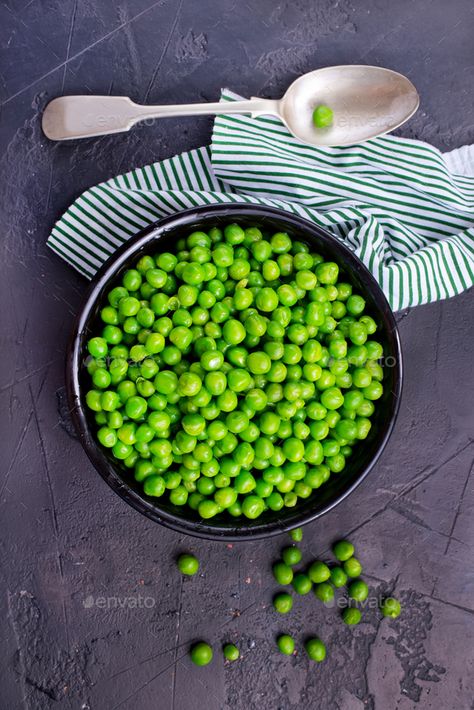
left=84, top=223, right=384, bottom=520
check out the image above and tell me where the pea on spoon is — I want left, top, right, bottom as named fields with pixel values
left=42, top=64, right=418, bottom=146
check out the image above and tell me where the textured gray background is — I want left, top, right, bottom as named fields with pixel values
left=1, top=1, right=473, bottom=708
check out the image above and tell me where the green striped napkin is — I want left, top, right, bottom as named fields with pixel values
left=48, top=90, right=474, bottom=311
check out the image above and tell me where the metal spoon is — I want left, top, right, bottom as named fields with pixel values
left=42, top=65, right=419, bottom=146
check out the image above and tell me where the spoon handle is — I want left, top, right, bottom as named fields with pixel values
left=42, top=95, right=280, bottom=141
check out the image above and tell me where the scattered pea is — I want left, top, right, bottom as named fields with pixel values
left=342, top=607, right=362, bottom=625
left=333, top=540, right=355, bottom=562
left=273, top=592, right=293, bottom=614
left=273, top=562, right=294, bottom=586
left=292, top=573, right=312, bottom=595
left=381, top=597, right=402, bottom=618
left=348, top=580, right=369, bottom=602
left=289, top=527, right=303, bottom=542
left=305, top=637, right=326, bottom=662
left=223, top=643, right=240, bottom=661
left=282, top=546, right=303, bottom=567
left=277, top=634, right=295, bottom=655
left=330, top=567, right=348, bottom=588
left=190, top=641, right=213, bottom=666
left=343, top=558, right=363, bottom=578
left=314, top=582, right=334, bottom=604
left=177, top=553, right=199, bottom=576
left=308, top=561, right=331, bottom=584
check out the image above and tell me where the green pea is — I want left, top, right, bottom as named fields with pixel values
left=136, top=423, right=154, bottom=442
left=261, top=486, right=282, bottom=508
left=177, top=372, right=201, bottom=397
left=343, top=557, right=363, bottom=578
left=214, top=487, right=238, bottom=509
left=294, top=268, right=316, bottom=291
left=148, top=411, right=171, bottom=433
left=247, top=351, right=271, bottom=375
left=282, top=546, right=302, bottom=566
left=177, top=553, right=199, bottom=575
left=244, top=313, right=267, bottom=337
left=223, top=643, right=240, bottom=661
left=107, top=411, right=124, bottom=429
left=250, top=239, right=271, bottom=262
left=365, top=340, right=383, bottom=359
left=143, top=475, right=166, bottom=497
left=119, top=296, right=141, bottom=317
left=197, top=477, right=214, bottom=496
left=254, top=286, right=278, bottom=312
left=125, top=395, right=147, bottom=419
left=88, top=337, right=108, bottom=358
left=271, top=232, right=292, bottom=254
left=156, top=252, right=178, bottom=272
left=380, top=597, right=402, bottom=618
left=107, top=286, right=128, bottom=307
left=181, top=263, right=204, bottom=286
left=342, top=607, right=362, bottom=625
left=222, top=319, right=246, bottom=345
left=273, top=562, right=294, bottom=585
left=335, top=282, right=351, bottom=300
left=228, top=258, right=250, bottom=281
left=136, top=255, right=155, bottom=273
left=332, top=540, right=354, bottom=561
left=277, top=284, right=298, bottom=307
left=363, top=381, right=383, bottom=400
left=227, top=369, right=252, bottom=392
left=277, top=634, right=295, bottom=655
left=305, top=637, right=326, bottom=662
left=349, top=322, right=368, bottom=346
left=292, top=573, right=312, bottom=595
left=348, top=580, right=369, bottom=601
left=198, top=499, right=220, bottom=519
left=346, top=295, right=366, bottom=316
left=273, top=592, right=293, bottom=614
left=153, top=370, right=178, bottom=395
left=97, top=426, right=117, bottom=448
left=100, top=390, right=120, bottom=412
left=257, top=413, right=279, bottom=438
left=330, top=566, right=348, bottom=588
left=289, top=527, right=303, bottom=543
left=283, top=438, right=305, bottom=463
left=329, top=338, right=347, bottom=360
left=304, top=440, right=324, bottom=465
left=212, top=244, right=233, bottom=268
left=314, top=582, right=334, bottom=604
left=242, top=495, right=265, bottom=519
left=92, top=368, right=111, bottom=389
left=224, top=223, right=245, bottom=245
left=101, top=306, right=119, bottom=325
left=308, top=561, right=331, bottom=584
left=315, top=262, right=339, bottom=285
left=190, top=641, right=213, bottom=666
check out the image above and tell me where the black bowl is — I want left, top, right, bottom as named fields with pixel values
left=66, top=204, right=402, bottom=540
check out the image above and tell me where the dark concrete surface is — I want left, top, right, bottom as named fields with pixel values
left=1, top=1, right=473, bottom=708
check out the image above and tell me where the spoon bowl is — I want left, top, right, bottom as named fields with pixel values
left=279, top=65, right=419, bottom=146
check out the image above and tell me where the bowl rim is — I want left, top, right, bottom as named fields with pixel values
left=66, top=203, right=403, bottom=540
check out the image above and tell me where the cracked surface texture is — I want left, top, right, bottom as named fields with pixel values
left=0, top=0, right=473, bottom=708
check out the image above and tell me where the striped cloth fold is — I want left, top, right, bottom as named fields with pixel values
left=48, top=90, right=474, bottom=311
